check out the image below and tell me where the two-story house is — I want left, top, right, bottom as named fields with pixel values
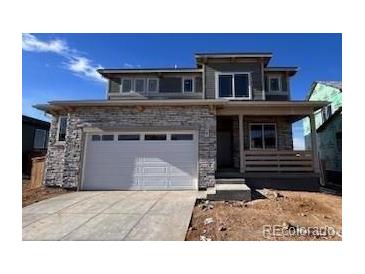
left=304, top=81, right=342, bottom=186
left=35, top=52, right=326, bottom=191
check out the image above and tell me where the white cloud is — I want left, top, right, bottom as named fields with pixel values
left=22, top=33, right=106, bottom=83
left=123, top=62, right=141, bottom=69
left=22, top=33, right=68, bottom=53
left=66, top=56, right=105, bottom=83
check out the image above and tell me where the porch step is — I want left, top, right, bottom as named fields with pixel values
left=207, top=179, right=251, bottom=201
left=215, top=178, right=246, bottom=184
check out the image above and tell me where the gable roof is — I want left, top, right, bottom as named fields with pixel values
left=264, top=67, right=299, bottom=76
left=306, top=81, right=342, bottom=100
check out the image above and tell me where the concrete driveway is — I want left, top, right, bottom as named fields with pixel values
left=23, top=191, right=196, bottom=241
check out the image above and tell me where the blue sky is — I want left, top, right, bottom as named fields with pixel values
left=22, top=33, right=342, bottom=149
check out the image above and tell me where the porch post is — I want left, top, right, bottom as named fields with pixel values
left=309, top=113, right=319, bottom=173
left=239, top=114, right=244, bottom=173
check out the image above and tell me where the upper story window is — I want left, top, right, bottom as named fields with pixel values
left=121, top=78, right=133, bottom=93
left=147, top=78, right=158, bottom=92
left=57, top=116, right=67, bottom=142
left=135, top=79, right=145, bottom=93
left=33, top=129, right=48, bottom=149
left=217, top=72, right=250, bottom=99
left=183, top=78, right=194, bottom=93
left=269, top=76, right=281, bottom=92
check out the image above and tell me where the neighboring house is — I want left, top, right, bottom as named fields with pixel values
left=22, top=115, right=50, bottom=176
left=35, top=52, right=326, bottom=191
left=303, top=81, right=342, bottom=185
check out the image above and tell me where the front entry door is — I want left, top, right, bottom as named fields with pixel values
left=217, top=131, right=233, bottom=168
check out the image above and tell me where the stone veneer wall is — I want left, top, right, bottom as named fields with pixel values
left=44, top=106, right=217, bottom=189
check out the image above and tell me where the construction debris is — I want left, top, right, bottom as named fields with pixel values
left=204, top=217, right=214, bottom=225
left=200, top=235, right=212, bottom=241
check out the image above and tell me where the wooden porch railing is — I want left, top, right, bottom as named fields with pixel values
left=243, top=150, right=314, bottom=172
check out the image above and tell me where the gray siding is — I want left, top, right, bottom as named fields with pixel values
left=109, top=78, right=121, bottom=93
left=107, top=73, right=202, bottom=99
left=204, top=62, right=263, bottom=100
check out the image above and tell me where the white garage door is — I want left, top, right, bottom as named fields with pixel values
left=81, top=131, right=198, bottom=190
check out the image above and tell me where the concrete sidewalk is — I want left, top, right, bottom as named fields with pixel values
left=22, top=191, right=196, bottom=241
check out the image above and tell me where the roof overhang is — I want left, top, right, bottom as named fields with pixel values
left=195, top=52, right=272, bottom=66
left=98, top=68, right=202, bottom=78
left=264, top=67, right=299, bottom=76
left=34, top=100, right=327, bottom=120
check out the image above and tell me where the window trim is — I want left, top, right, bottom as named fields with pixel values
left=33, top=128, right=48, bottom=149
left=56, top=116, right=67, bottom=143
left=134, top=78, right=146, bottom=93
left=215, top=72, right=251, bottom=100
left=120, top=78, right=133, bottom=93
left=147, top=78, right=159, bottom=93
left=182, top=77, right=194, bottom=93
left=249, top=123, right=277, bottom=150
left=268, top=75, right=282, bottom=92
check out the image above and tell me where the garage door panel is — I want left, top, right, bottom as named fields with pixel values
left=82, top=131, right=198, bottom=190
left=142, top=166, right=168, bottom=174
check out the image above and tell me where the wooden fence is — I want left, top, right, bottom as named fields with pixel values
left=243, top=150, right=314, bottom=172
left=30, top=156, right=46, bottom=189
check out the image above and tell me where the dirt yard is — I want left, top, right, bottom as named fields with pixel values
left=22, top=180, right=71, bottom=207
left=186, top=189, right=342, bottom=241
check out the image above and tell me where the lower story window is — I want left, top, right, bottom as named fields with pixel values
left=250, top=124, right=277, bottom=149
left=33, top=129, right=48, bottom=149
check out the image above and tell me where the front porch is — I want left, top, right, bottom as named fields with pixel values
left=215, top=102, right=323, bottom=190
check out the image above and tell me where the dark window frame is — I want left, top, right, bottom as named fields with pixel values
left=183, top=78, right=194, bottom=93
left=249, top=123, right=277, bottom=150
left=217, top=72, right=251, bottom=99
left=57, top=116, right=67, bottom=142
